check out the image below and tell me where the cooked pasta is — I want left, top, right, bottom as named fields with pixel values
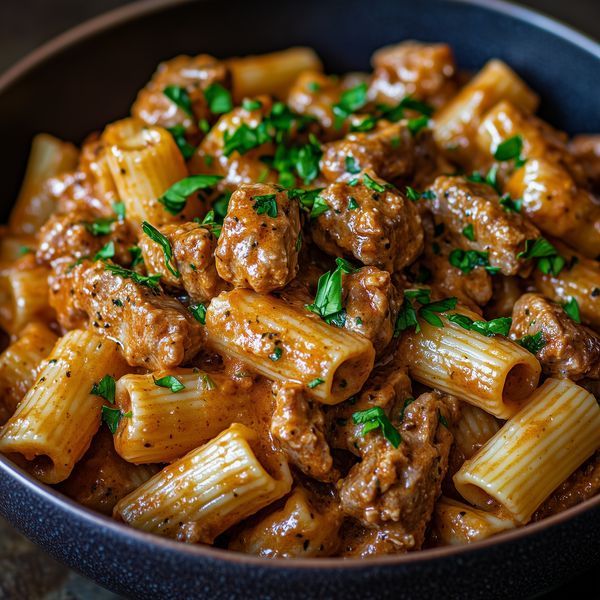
left=1, top=40, right=599, bottom=558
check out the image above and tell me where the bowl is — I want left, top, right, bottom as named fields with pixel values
left=0, top=0, right=599, bottom=598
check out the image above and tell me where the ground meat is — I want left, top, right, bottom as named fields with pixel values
left=215, top=183, right=301, bottom=293
left=338, top=391, right=459, bottom=552
left=139, top=222, right=226, bottom=302
left=510, top=293, right=600, bottom=380
left=533, top=451, right=600, bottom=521
left=368, top=42, right=457, bottom=109
left=312, top=170, right=423, bottom=272
left=270, top=382, right=336, bottom=482
left=49, top=260, right=203, bottom=369
left=430, top=176, right=540, bottom=277
left=188, top=96, right=277, bottom=190
left=569, top=135, right=600, bottom=193
left=36, top=209, right=135, bottom=268
left=342, top=266, right=400, bottom=356
left=319, top=122, right=414, bottom=183
left=131, top=54, right=231, bottom=144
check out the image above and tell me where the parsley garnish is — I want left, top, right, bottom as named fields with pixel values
left=158, top=174, right=223, bottom=215
left=102, top=406, right=132, bottom=434
left=253, top=194, right=278, bottom=218
left=517, top=238, right=565, bottom=276
left=307, top=81, right=321, bottom=92
left=562, top=297, right=581, bottom=323
left=306, top=258, right=358, bottom=325
left=85, top=218, right=113, bottom=236
left=438, top=410, right=449, bottom=428
left=518, top=331, right=546, bottom=354
left=462, top=224, right=475, bottom=241
left=269, top=346, right=283, bottom=361
left=129, top=246, right=144, bottom=268
left=446, top=314, right=512, bottom=337
left=142, top=221, right=180, bottom=277
left=105, top=263, right=162, bottom=290
left=94, top=241, right=115, bottom=261
left=399, top=96, right=434, bottom=117
left=394, top=289, right=458, bottom=335
left=345, top=155, right=361, bottom=174
left=204, top=83, right=233, bottom=114
left=449, top=249, right=499, bottom=274
left=406, top=186, right=435, bottom=202
left=494, top=135, right=526, bottom=167
left=399, top=397, right=415, bottom=421
left=91, top=375, right=116, bottom=404
left=468, top=165, right=500, bottom=193
left=500, top=195, right=522, bottom=213
left=189, top=303, right=207, bottom=324
left=332, top=83, right=368, bottom=129
left=113, top=202, right=126, bottom=221
left=167, top=124, right=195, bottom=160
left=153, top=375, right=185, bottom=392
left=289, top=188, right=329, bottom=218
left=308, top=377, right=325, bottom=388
left=348, top=197, right=359, bottom=210
left=407, top=115, right=429, bottom=135
left=163, top=85, right=193, bottom=116
left=242, top=99, right=262, bottom=111
left=200, top=209, right=222, bottom=237
left=352, top=407, right=401, bottom=448
left=363, top=172, right=386, bottom=192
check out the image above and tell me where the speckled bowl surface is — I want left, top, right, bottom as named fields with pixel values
left=0, top=1, right=599, bottom=598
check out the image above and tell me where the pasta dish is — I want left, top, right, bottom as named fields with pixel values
left=0, top=41, right=599, bottom=558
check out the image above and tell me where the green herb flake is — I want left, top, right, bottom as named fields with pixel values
left=102, top=406, right=132, bottom=434
left=449, top=249, right=498, bottom=274
left=499, top=195, right=522, bottom=213
left=494, top=135, right=525, bottom=163
left=363, top=172, right=386, bottom=192
left=352, top=407, right=401, bottom=448
left=518, top=330, right=546, bottom=354
left=517, top=238, right=565, bottom=276
left=85, top=218, right=114, bottom=236
left=332, top=83, right=368, bottom=129
left=201, top=373, right=217, bottom=390
left=105, top=263, right=161, bottom=290
left=253, top=194, right=278, bottom=218
left=307, top=377, right=325, bottom=389
left=562, top=297, right=581, bottom=323
left=142, top=221, right=180, bottom=277
left=17, top=246, right=33, bottom=256
left=269, top=346, right=283, bottom=361
left=129, top=246, right=144, bottom=268
left=153, top=375, right=186, bottom=393
left=204, top=83, right=233, bottom=114
left=163, top=85, right=193, bottom=116
left=438, top=410, right=449, bottom=428
left=407, top=115, right=429, bottom=136
left=113, top=202, right=126, bottom=221
left=307, top=81, right=321, bottom=92
left=447, top=313, right=512, bottom=337
left=345, top=155, right=361, bottom=174
left=91, top=374, right=116, bottom=404
left=94, top=241, right=115, bottom=261
left=462, top=224, right=475, bottom=241
left=167, top=124, right=196, bottom=160
left=242, top=98, right=262, bottom=111
left=189, top=303, right=207, bottom=325
left=348, top=197, right=359, bottom=210
left=158, top=174, right=223, bottom=215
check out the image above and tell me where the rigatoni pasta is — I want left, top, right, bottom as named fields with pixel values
left=454, top=378, right=600, bottom=523
left=114, top=423, right=292, bottom=543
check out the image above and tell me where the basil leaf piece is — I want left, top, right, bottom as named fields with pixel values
left=113, top=202, right=126, bottom=221
left=449, top=249, right=498, bottom=274
left=142, top=221, right=180, bottom=277
left=158, top=174, right=223, bottom=215
left=499, top=194, right=522, bottom=213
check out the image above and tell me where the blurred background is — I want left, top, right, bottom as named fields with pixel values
left=0, top=0, right=598, bottom=598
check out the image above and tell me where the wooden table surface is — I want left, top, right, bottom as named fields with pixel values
left=0, top=1, right=598, bottom=598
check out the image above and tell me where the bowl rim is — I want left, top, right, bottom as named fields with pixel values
left=0, top=0, right=599, bottom=570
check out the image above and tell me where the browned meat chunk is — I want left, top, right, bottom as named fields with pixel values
left=271, top=382, right=335, bottom=482
left=36, top=209, right=135, bottom=268
left=533, top=451, right=600, bottom=521
left=188, top=96, right=277, bottom=190
left=139, top=222, right=226, bottom=302
left=60, top=429, right=160, bottom=515
left=510, top=293, right=600, bottom=380
left=215, top=183, right=301, bottom=293
left=338, top=391, right=459, bottom=552
left=569, top=135, right=600, bottom=193
left=342, top=266, right=400, bottom=355
left=49, top=260, right=203, bottom=369
left=430, top=176, right=540, bottom=277
left=313, top=170, right=423, bottom=272
left=132, top=54, right=231, bottom=143
left=369, top=42, right=457, bottom=109
left=320, top=122, right=414, bottom=183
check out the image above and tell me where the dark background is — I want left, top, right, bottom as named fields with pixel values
left=0, top=0, right=598, bottom=598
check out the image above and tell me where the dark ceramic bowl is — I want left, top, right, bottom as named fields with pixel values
left=0, top=0, right=599, bottom=598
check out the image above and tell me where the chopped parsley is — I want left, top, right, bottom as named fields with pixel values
left=91, top=374, right=116, bottom=404
left=462, top=224, right=475, bottom=241
left=406, top=186, right=435, bottom=202
left=468, top=165, right=500, bottom=193
left=399, top=397, right=415, bottom=422
left=517, top=238, right=565, bottom=276
left=167, top=124, right=196, bottom=160
left=407, top=115, right=429, bottom=136
left=129, top=246, right=144, bottom=268
left=153, top=375, right=185, bottom=393
left=102, top=406, right=132, bottom=434
left=189, top=303, right=207, bottom=324
left=17, top=246, right=32, bottom=256
left=85, top=218, right=114, bottom=236
left=204, top=83, right=233, bottom=114
left=94, top=241, right=115, bottom=261
left=394, top=289, right=458, bottom=335
left=517, top=331, right=546, bottom=354
left=113, top=202, right=126, bottom=221
left=352, top=407, right=401, bottom=448
left=105, top=263, right=162, bottom=290
left=163, top=85, right=193, bottom=116
left=446, top=314, right=512, bottom=337
left=438, top=410, right=449, bottom=428
left=142, top=221, right=180, bottom=277
left=348, top=197, right=359, bottom=210
left=158, top=174, right=223, bottom=214
left=499, top=194, right=522, bottom=213
left=494, top=135, right=526, bottom=167
left=308, top=377, right=325, bottom=389
left=307, top=81, right=321, bottom=92
left=242, top=99, right=263, bottom=111
left=306, top=258, right=358, bottom=326
left=200, top=209, right=222, bottom=237
left=449, top=249, right=500, bottom=274
left=562, top=297, right=581, bottom=323
left=345, top=155, right=361, bottom=174
left=253, top=194, right=278, bottom=218
left=363, top=172, right=386, bottom=192
left=269, top=346, right=283, bottom=361
left=289, top=188, right=329, bottom=219
left=332, top=83, right=368, bottom=129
